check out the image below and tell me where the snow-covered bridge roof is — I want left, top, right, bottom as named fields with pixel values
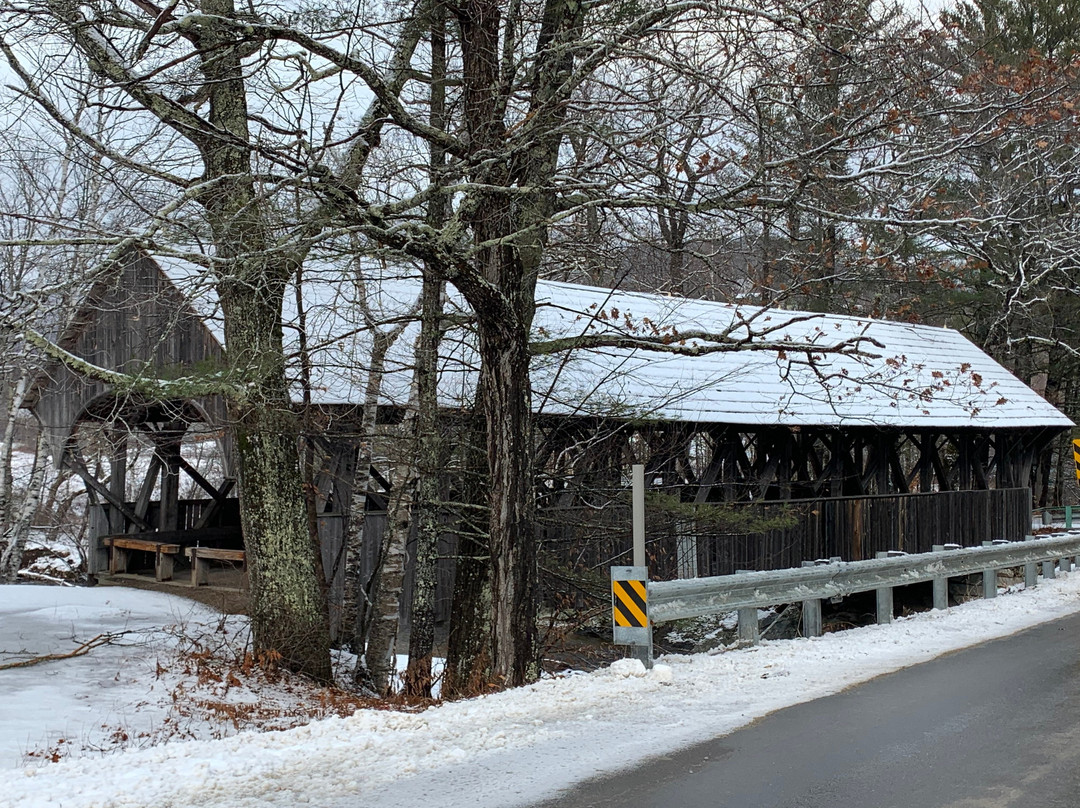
left=152, top=255, right=1072, bottom=430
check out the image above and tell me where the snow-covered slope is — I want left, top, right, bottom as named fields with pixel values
left=7, top=555, right=1080, bottom=808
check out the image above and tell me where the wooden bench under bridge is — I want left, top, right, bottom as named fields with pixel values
left=103, top=527, right=245, bottom=586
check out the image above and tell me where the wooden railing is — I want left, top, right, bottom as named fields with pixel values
left=538, top=488, right=1033, bottom=580
left=694, top=488, right=1032, bottom=577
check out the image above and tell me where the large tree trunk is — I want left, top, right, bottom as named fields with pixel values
left=478, top=320, right=538, bottom=686
left=222, top=276, right=331, bottom=680
left=198, top=0, right=331, bottom=680
left=442, top=413, right=492, bottom=698
left=447, top=0, right=583, bottom=689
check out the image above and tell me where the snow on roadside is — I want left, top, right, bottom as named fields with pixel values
left=6, top=564, right=1080, bottom=808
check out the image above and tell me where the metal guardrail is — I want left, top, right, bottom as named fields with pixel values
left=1036, top=506, right=1077, bottom=528
left=646, top=533, right=1080, bottom=645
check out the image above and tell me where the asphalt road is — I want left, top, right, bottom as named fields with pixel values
left=532, top=611, right=1080, bottom=808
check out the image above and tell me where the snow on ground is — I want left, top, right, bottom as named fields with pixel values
left=6, top=552, right=1080, bottom=808
left=0, top=587, right=219, bottom=766
left=0, top=586, right=369, bottom=776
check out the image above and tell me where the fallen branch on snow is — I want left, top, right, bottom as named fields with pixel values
left=0, top=632, right=128, bottom=670
left=17, top=569, right=75, bottom=587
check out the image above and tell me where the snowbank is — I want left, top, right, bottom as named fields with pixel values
left=4, top=564, right=1080, bottom=808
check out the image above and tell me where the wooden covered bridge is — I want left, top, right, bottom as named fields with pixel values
left=24, top=250, right=1074, bottom=630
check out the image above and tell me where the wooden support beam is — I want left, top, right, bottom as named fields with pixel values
left=692, top=430, right=725, bottom=504
left=178, top=456, right=228, bottom=502
left=313, top=432, right=392, bottom=496
left=63, top=450, right=152, bottom=531
left=971, top=435, right=990, bottom=490
left=840, top=434, right=865, bottom=496
left=754, top=432, right=783, bottom=499
left=192, top=478, right=237, bottom=530
left=133, top=455, right=163, bottom=521
left=914, top=431, right=934, bottom=492
left=928, top=435, right=952, bottom=492
left=886, top=440, right=909, bottom=494
left=809, top=435, right=844, bottom=496
left=157, top=443, right=180, bottom=533
left=804, top=433, right=825, bottom=480
left=955, top=435, right=973, bottom=490
left=777, top=431, right=793, bottom=499
left=368, top=464, right=392, bottom=493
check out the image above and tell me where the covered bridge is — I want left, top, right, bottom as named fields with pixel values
left=24, top=251, right=1073, bottom=628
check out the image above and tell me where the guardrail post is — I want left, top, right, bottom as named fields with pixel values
left=931, top=544, right=948, bottom=609
left=1023, top=535, right=1038, bottom=589
left=875, top=552, right=893, bottom=624
left=1043, top=559, right=1056, bottom=580
left=1061, top=557, right=1071, bottom=575
left=802, top=598, right=822, bottom=637
left=734, top=570, right=760, bottom=645
left=1066, top=505, right=1073, bottom=529
left=737, top=608, right=759, bottom=644
left=801, top=561, right=823, bottom=637
left=982, top=542, right=997, bottom=598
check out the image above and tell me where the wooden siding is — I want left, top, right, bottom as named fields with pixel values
left=33, top=252, right=226, bottom=458
left=538, top=488, right=1033, bottom=581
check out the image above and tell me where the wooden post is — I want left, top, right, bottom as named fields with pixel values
left=918, top=432, right=933, bottom=493
left=87, top=504, right=109, bottom=575
left=109, top=545, right=129, bottom=575
left=157, top=441, right=182, bottom=533
left=108, top=430, right=128, bottom=534
left=155, top=548, right=175, bottom=582
left=191, top=553, right=209, bottom=586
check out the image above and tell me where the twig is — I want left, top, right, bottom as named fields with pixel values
left=0, top=632, right=126, bottom=670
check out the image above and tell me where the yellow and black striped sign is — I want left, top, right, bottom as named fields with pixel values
left=1074, top=439, right=1080, bottom=481
left=613, top=578, right=648, bottom=628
